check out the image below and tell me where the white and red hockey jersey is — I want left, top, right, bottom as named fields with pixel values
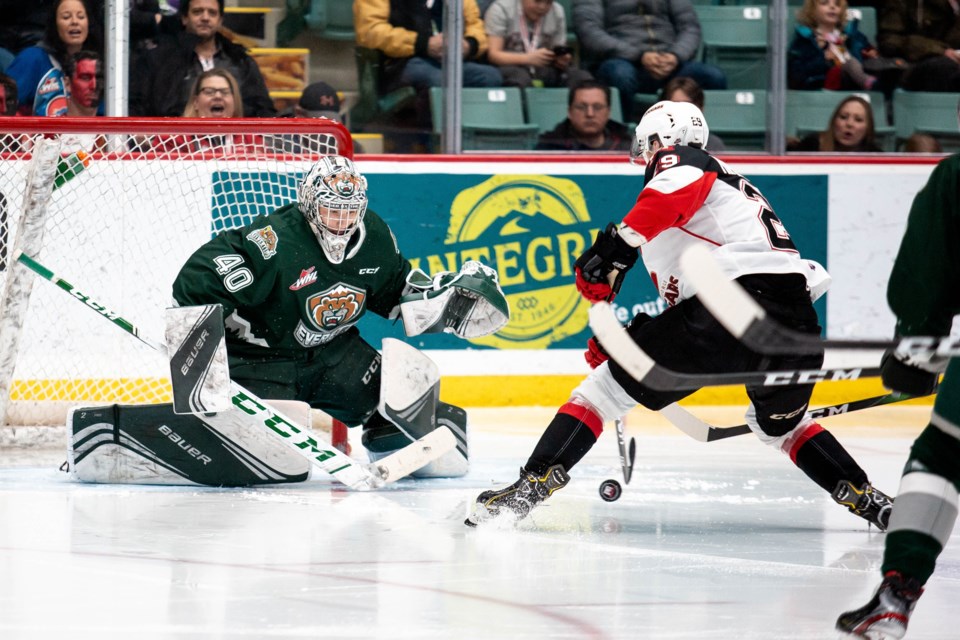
left=618, top=145, right=831, bottom=306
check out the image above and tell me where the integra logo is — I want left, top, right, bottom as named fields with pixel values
left=411, top=175, right=597, bottom=349
left=159, top=424, right=213, bottom=465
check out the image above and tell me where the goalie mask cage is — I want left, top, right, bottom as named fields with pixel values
left=0, top=117, right=353, bottom=434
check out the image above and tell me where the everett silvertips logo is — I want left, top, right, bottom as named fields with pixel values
left=413, top=175, right=595, bottom=349
left=246, top=225, right=278, bottom=259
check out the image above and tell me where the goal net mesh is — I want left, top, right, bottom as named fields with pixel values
left=0, top=117, right=352, bottom=431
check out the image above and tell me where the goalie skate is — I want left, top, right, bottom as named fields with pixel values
left=836, top=571, right=923, bottom=639
left=465, top=465, right=569, bottom=526
left=833, top=480, right=894, bottom=531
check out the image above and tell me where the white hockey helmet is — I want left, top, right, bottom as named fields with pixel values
left=298, top=155, right=368, bottom=264
left=631, top=100, right=709, bottom=164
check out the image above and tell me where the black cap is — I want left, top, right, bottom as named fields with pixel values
left=298, top=81, right=341, bottom=119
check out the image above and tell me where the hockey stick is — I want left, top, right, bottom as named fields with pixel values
left=14, top=250, right=455, bottom=491
left=679, top=245, right=960, bottom=358
left=660, top=391, right=926, bottom=442
left=588, top=302, right=881, bottom=391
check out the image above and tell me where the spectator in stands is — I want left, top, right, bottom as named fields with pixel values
left=0, top=1, right=56, bottom=71
left=0, top=73, right=18, bottom=116
left=573, top=0, right=726, bottom=123
left=130, top=1, right=180, bottom=52
left=153, top=69, right=261, bottom=154
left=63, top=49, right=102, bottom=116
left=182, top=67, right=240, bottom=117
left=485, top=0, right=592, bottom=89
left=293, top=81, right=342, bottom=120
left=787, top=94, right=883, bottom=151
left=535, top=79, right=632, bottom=151
left=354, top=0, right=502, bottom=95
left=32, top=49, right=102, bottom=116
left=275, top=81, right=366, bottom=154
left=878, top=0, right=960, bottom=91
left=901, top=132, right=943, bottom=153
left=7, top=0, right=102, bottom=115
left=659, top=76, right=726, bottom=152
left=788, top=0, right=887, bottom=92
left=130, top=0, right=276, bottom=117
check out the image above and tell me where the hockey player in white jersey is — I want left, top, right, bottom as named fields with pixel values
left=467, top=100, right=892, bottom=527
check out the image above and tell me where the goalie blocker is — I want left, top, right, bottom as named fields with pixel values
left=68, top=339, right=469, bottom=485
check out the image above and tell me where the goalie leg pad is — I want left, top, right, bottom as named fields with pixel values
left=362, top=338, right=468, bottom=477
left=165, top=304, right=231, bottom=414
left=362, top=403, right=469, bottom=478
left=68, top=403, right=310, bottom=486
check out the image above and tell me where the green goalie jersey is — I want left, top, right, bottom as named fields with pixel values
left=173, top=203, right=411, bottom=358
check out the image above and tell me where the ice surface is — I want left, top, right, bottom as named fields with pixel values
left=1, top=406, right=956, bottom=639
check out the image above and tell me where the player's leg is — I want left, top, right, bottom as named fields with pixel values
left=467, top=309, right=695, bottom=526
left=739, top=274, right=894, bottom=529
left=837, top=361, right=960, bottom=639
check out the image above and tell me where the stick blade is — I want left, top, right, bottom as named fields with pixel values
left=371, top=425, right=457, bottom=485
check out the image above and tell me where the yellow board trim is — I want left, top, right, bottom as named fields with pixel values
left=440, top=376, right=936, bottom=408
left=9, top=377, right=935, bottom=409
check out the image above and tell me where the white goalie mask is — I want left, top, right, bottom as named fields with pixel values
left=631, top=100, right=709, bottom=164
left=298, top=155, right=368, bottom=264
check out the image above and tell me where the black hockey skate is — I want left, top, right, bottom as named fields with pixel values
left=836, top=571, right=923, bottom=639
left=465, top=465, right=569, bottom=526
left=833, top=480, right=894, bottom=531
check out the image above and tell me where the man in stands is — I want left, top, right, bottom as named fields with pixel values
left=129, top=0, right=275, bottom=117
left=64, top=49, right=101, bottom=116
left=535, top=80, right=632, bottom=151
left=354, top=0, right=501, bottom=127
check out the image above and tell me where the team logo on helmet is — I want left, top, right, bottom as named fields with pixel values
left=246, top=225, right=278, bottom=259
left=305, top=283, right=366, bottom=331
left=322, top=170, right=364, bottom=198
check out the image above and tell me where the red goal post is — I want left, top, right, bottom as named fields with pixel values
left=0, top=117, right=353, bottom=430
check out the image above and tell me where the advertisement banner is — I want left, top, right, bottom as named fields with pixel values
left=359, top=171, right=828, bottom=350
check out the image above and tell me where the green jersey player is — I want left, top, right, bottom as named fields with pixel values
left=171, top=155, right=508, bottom=477
left=836, top=150, right=960, bottom=639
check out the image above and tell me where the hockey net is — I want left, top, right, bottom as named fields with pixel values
left=0, top=117, right=353, bottom=441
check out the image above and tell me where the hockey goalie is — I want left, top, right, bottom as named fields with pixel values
left=68, top=155, right=509, bottom=487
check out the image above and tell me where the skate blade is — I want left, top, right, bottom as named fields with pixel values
left=464, top=504, right=520, bottom=528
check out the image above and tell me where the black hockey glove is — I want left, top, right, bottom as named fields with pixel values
left=879, top=348, right=945, bottom=397
left=574, top=223, right=639, bottom=302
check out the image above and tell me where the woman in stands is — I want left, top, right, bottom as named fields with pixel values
left=788, top=94, right=882, bottom=152
left=155, top=69, right=262, bottom=155
left=6, top=0, right=103, bottom=115
left=787, top=0, right=882, bottom=92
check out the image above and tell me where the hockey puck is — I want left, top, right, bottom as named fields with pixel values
left=599, top=479, right=622, bottom=502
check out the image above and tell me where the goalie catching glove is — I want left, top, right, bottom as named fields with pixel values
left=574, top=223, right=639, bottom=302
left=399, top=260, right=509, bottom=339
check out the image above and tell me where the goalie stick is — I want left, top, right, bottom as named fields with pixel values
left=13, top=250, right=455, bottom=490
left=588, top=302, right=881, bottom=391
left=660, top=391, right=926, bottom=442
left=679, top=244, right=960, bottom=358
